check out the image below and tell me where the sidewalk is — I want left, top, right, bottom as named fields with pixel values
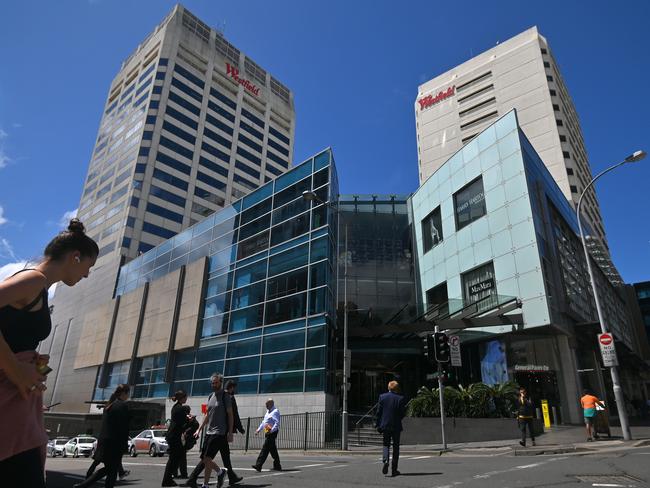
left=338, top=425, right=650, bottom=456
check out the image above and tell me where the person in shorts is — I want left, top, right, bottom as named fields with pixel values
left=580, top=389, right=604, bottom=441
left=191, top=373, right=233, bottom=488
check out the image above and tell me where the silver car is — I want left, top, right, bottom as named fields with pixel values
left=129, top=429, right=168, bottom=457
left=63, top=436, right=97, bottom=458
left=47, top=438, right=69, bottom=457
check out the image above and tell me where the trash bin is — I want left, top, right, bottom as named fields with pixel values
left=593, top=403, right=611, bottom=438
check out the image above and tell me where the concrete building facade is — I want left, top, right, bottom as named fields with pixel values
left=42, top=4, right=295, bottom=414
left=415, top=27, right=608, bottom=252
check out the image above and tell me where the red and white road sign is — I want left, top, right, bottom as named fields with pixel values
left=598, top=333, right=618, bottom=367
left=599, top=333, right=613, bottom=346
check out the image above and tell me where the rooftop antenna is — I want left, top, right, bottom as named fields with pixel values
left=215, top=19, right=226, bottom=37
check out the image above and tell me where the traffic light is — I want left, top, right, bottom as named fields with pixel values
left=434, top=332, right=450, bottom=363
left=423, top=334, right=436, bottom=361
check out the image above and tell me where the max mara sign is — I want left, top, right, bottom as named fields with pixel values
left=418, top=86, right=455, bottom=110
left=226, top=63, right=260, bottom=96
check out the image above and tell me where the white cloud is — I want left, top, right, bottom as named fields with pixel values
left=0, top=260, right=27, bottom=282
left=58, top=208, right=78, bottom=229
left=0, top=237, right=18, bottom=261
left=0, top=206, right=7, bottom=226
left=0, top=129, right=9, bottom=169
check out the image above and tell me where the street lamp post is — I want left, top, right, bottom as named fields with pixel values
left=576, top=149, right=645, bottom=442
left=302, top=190, right=350, bottom=450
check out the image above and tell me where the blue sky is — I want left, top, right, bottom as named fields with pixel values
left=0, top=0, right=648, bottom=283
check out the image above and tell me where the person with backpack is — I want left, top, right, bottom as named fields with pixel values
left=183, top=380, right=243, bottom=486
left=187, top=373, right=233, bottom=488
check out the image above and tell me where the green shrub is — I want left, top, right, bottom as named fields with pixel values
left=406, top=381, right=519, bottom=418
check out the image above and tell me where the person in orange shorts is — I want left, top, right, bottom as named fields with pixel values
left=580, top=389, right=604, bottom=441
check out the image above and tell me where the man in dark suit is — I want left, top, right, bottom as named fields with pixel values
left=376, top=381, right=407, bottom=477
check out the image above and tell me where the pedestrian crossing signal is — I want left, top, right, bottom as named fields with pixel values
left=434, top=332, right=450, bottom=363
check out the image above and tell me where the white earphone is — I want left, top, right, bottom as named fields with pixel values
left=75, top=256, right=81, bottom=263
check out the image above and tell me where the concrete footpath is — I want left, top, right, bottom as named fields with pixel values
left=273, top=425, right=650, bottom=457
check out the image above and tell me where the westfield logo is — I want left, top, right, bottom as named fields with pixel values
left=226, top=63, right=260, bottom=96
left=418, top=86, right=455, bottom=110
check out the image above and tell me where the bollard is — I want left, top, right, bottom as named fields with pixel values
left=244, top=417, right=251, bottom=453
left=304, top=412, right=309, bottom=451
left=552, top=406, right=558, bottom=426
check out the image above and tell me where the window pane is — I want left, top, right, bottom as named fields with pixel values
left=230, top=304, right=264, bottom=331
left=306, top=325, right=326, bottom=347
left=225, top=356, right=260, bottom=376
left=263, top=329, right=305, bottom=353
left=261, top=350, right=304, bottom=373
left=265, top=292, right=307, bottom=325
left=268, top=243, right=308, bottom=277
left=241, top=197, right=272, bottom=225
left=239, top=214, right=271, bottom=241
left=274, top=162, right=312, bottom=192
left=422, top=206, right=443, bottom=252
left=196, top=344, right=226, bottom=362
left=259, top=371, right=303, bottom=393
left=206, top=273, right=234, bottom=297
left=310, top=261, right=329, bottom=288
left=232, top=282, right=266, bottom=309
left=227, top=375, right=258, bottom=394
left=272, top=197, right=310, bottom=225
left=309, top=287, right=327, bottom=315
left=266, top=267, right=308, bottom=300
left=202, top=313, right=229, bottom=338
left=271, top=212, right=310, bottom=246
left=454, top=177, right=486, bottom=230
left=194, top=361, right=224, bottom=379
left=310, top=237, right=329, bottom=262
left=273, top=177, right=312, bottom=208
left=204, top=292, right=231, bottom=318
left=226, top=337, right=261, bottom=359
left=192, top=379, right=212, bottom=396
left=311, top=204, right=327, bottom=229
left=306, top=347, right=326, bottom=369
left=237, top=231, right=269, bottom=260
left=234, top=259, right=267, bottom=287
left=174, top=365, right=194, bottom=381
left=305, top=369, right=325, bottom=391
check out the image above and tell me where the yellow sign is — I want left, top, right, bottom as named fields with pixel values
left=541, top=399, right=551, bottom=429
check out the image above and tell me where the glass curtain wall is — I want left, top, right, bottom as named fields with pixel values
left=104, top=149, right=337, bottom=399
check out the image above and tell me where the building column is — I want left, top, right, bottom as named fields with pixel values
left=556, top=335, right=582, bottom=424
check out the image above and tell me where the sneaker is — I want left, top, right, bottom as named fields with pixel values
left=217, top=469, right=227, bottom=488
left=519, top=441, right=525, bottom=447
left=391, top=470, right=400, bottom=477
left=251, top=465, right=262, bottom=472
left=382, top=463, right=389, bottom=475
left=119, top=470, right=130, bottom=480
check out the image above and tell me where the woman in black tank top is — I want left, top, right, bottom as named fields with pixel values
left=0, top=218, right=98, bottom=487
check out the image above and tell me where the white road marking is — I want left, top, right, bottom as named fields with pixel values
left=592, top=484, right=627, bottom=487
left=294, top=463, right=325, bottom=468
left=408, top=455, right=432, bottom=459
left=63, top=475, right=85, bottom=479
left=321, top=464, right=347, bottom=469
left=472, top=456, right=565, bottom=480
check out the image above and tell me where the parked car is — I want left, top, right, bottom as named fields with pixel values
left=63, top=436, right=97, bottom=458
left=129, top=429, right=168, bottom=457
left=47, top=438, right=69, bottom=457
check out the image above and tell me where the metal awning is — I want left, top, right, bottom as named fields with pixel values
left=350, top=294, right=523, bottom=338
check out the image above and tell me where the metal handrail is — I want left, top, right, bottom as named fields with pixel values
left=354, top=402, right=379, bottom=428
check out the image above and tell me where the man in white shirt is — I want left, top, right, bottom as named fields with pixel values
left=251, top=399, right=281, bottom=472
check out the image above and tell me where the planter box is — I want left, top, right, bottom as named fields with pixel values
left=401, top=417, right=544, bottom=445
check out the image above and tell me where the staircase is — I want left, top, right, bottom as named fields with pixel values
left=350, top=422, right=383, bottom=447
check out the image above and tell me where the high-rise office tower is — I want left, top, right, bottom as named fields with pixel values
left=415, top=27, right=607, bottom=249
left=43, top=4, right=295, bottom=413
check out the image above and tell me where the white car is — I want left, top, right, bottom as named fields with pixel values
left=47, top=438, right=69, bottom=457
left=63, top=436, right=97, bottom=458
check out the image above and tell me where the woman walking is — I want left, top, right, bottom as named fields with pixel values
left=74, top=384, right=131, bottom=488
left=516, top=386, right=536, bottom=447
left=162, top=389, right=190, bottom=486
left=0, top=219, right=98, bottom=487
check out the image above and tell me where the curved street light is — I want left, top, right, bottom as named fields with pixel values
left=576, top=149, right=646, bottom=442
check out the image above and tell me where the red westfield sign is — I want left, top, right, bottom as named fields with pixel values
left=418, top=85, right=455, bottom=110
left=226, top=63, right=260, bottom=96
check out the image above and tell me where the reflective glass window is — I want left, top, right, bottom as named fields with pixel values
left=237, top=231, right=269, bottom=260
left=266, top=267, right=308, bottom=300
left=267, top=150, right=288, bottom=168
left=309, top=287, right=327, bottom=315
left=270, top=212, right=310, bottom=246
left=306, top=347, right=326, bottom=369
left=229, top=304, right=264, bottom=331
left=234, top=259, right=266, bottom=287
left=262, top=329, right=305, bottom=354
left=241, top=198, right=272, bottom=226
left=236, top=146, right=261, bottom=166
left=313, top=167, right=329, bottom=189
left=229, top=375, right=258, bottom=394
left=226, top=337, right=261, bottom=359
left=239, top=214, right=270, bottom=241
left=272, top=197, right=310, bottom=225
left=275, top=163, right=312, bottom=193
left=261, top=350, right=304, bottom=373
left=259, top=371, right=303, bottom=393
left=156, top=151, right=191, bottom=175
left=241, top=108, right=264, bottom=128
left=196, top=344, right=226, bottom=362
left=310, top=236, right=329, bottom=262
left=232, top=282, right=266, bottom=309
left=311, top=204, right=328, bottom=229
left=204, top=292, right=231, bottom=318
left=171, top=77, right=202, bottom=102
left=194, top=361, right=223, bottom=379
left=305, top=369, right=325, bottom=391
left=166, top=106, right=198, bottom=130
left=207, top=100, right=235, bottom=123
left=310, top=261, right=329, bottom=288
left=268, top=243, right=308, bottom=277
left=306, top=325, right=326, bottom=347
left=267, top=137, right=289, bottom=157
left=269, top=125, right=290, bottom=145
left=225, top=356, right=260, bottom=376
left=202, top=313, right=229, bottom=337
left=454, top=177, right=486, bottom=230
left=265, top=292, right=307, bottom=325
left=168, top=91, right=200, bottom=116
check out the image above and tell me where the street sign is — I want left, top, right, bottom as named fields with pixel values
left=449, top=335, right=462, bottom=367
left=598, top=333, right=618, bottom=367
